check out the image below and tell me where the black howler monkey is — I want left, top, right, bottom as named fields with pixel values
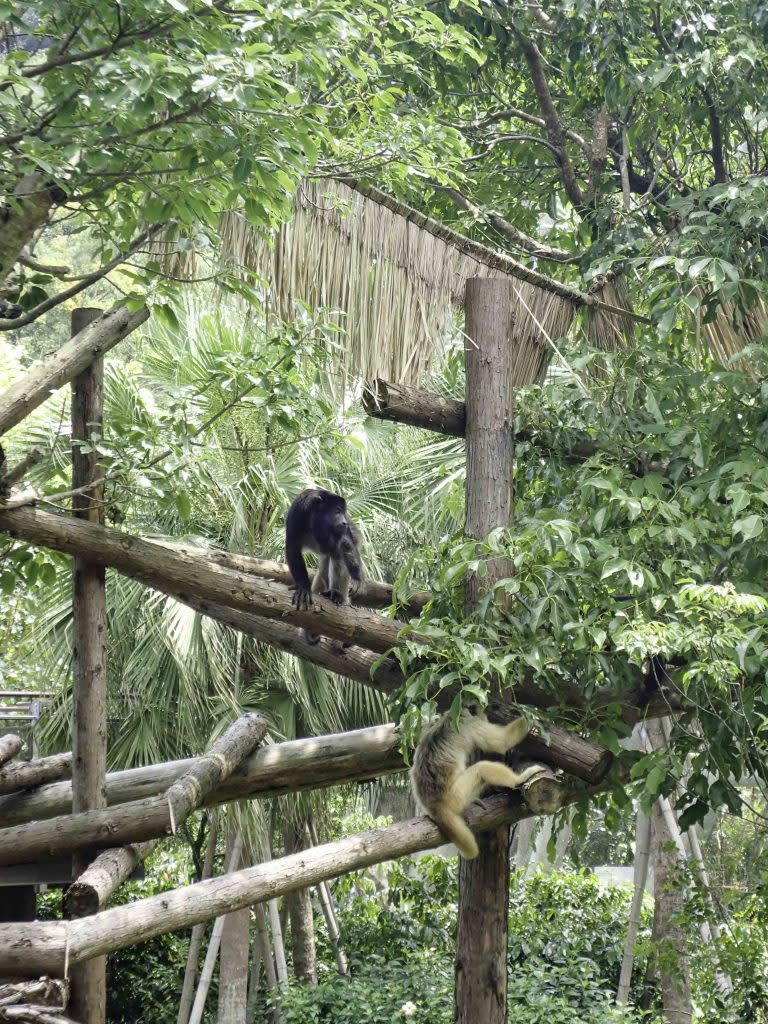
left=285, top=488, right=363, bottom=644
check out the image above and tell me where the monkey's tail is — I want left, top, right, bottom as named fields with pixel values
left=433, top=810, right=479, bottom=860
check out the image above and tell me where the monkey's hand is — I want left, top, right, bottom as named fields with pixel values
left=290, top=584, right=313, bottom=611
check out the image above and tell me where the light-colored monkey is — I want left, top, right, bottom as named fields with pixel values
left=410, top=709, right=539, bottom=860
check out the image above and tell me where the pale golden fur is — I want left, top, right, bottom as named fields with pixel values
left=410, top=710, right=538, bottom=859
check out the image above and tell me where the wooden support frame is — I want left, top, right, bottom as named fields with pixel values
left=0, top=783, right=581, bottom=979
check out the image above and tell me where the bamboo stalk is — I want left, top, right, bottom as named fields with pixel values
left=0, top=784, right=573, bottom=977
left=0, top=305, right=148, bottom=438
left=176, top=813, right=219, bottom=1024
left=616, top=808, right=651, bottom=1004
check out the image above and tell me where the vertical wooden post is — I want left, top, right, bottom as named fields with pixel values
left=455, top=278, right=517, bottom=1024
left=69, top=307, right=107, bottom=1024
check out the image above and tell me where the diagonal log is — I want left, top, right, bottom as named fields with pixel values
left=153, top=539, right=430, bottom=616
left=0, top=784, right=580, bottom=978
left=63, top=841, right=157, bottom=918
left=0, top=304, right=148, bottom=438
left=0, top=507, right=407, bottom=653
left=0, top=725, right=408, bottom=831
left=0, top=715, right=266, bottom=867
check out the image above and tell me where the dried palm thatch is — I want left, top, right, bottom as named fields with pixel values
left=585, top=274, right=635, bottom=350
left=220, top=179, right=590, bottom=386
left=699, top=290, right=766, bottom=373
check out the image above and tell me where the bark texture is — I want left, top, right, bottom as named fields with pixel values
left=456, top=276, right=519, bottom=1024
left=0, top=174, right=59, bottom=284
left=69, top=308, right=107, bottom=1024
left=216, top=831, right=250, bottom=1024
left=0, top=784, right=568, bottom=977
left=0, top=305, right=148, bottom=438
left=283, top=821, right=317, bottom=984
left=0, top=735, right=23, bottom=768
left=0, top=715, right=266, bottom=866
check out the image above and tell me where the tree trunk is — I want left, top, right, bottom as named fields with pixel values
left=217, top=830, right=251, bottom=1024
left=282, top=821, right=317, bottom=984
left=0, top=751, right=72, bottom=795
left=156, top=540, right=429, bottom=617
left=253, top=903, right=280, bottom=1024
left=651, top=800, right=692, bottom=1024
left=188, top=834, right=243, bottom=1024
left=0, top=506, right=406, bottom=654
left=177, top=813, right=219, bottom=1024
left=0, top=304, right=148, bottom=438
left=64, top=840, right=157, bottom=918
left=69, top=308, right=107, bottom=1024
left=0, top=174, right=60, bottom=284
left=616, top=808, right=652, bottom=1004
left=455, top=277, right=518, bottom=1024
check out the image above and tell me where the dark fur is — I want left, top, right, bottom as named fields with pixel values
left=285, top=488, right=363, bottom=644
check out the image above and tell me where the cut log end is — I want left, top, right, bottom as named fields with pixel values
left=520, top=768, right=565, bottom=816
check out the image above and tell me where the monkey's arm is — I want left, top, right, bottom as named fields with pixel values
left=285, top=521, right=312, bottom=609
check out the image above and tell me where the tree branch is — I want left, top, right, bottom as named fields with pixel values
left=513, top=31, right=587, bottom=209
left=703, top=88, right=728, bottom=184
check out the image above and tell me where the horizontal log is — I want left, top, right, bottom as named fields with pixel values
left=64, top=841, right=157, bottom=918
left=0, top=304, right=148, bottom=438
left=0, top=725, right=407, bottom=830
left=0, top=734, right=23, bottom=769
left=155, top=540, right=429, bottom=617
left=363, top=378, right=466, bottom=436
left=0, top=507, right=408, bottom=654
left=0, top=715, right=266, bottom=866
left=364, top=378, right=667, bottom=474
left=0, top=752, right=71, bottom=796
left=0, top=784, right=576, bottom=977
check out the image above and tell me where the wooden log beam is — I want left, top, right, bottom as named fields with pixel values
left=0, top=507, right=407, bottom=654
left=0, top=304, right=148, bottom=438
left=63, top=841, right=157, bottom=918
left=0, top=717, right=608, bottom=852
left=0, top=715, right=266, bottom=867
left=0, top=783, right=579, bottom=978
left=364, top=377, right=667, bottom=473
left=0, top=752, right=72, bottom=796
left=363, top=378, right=466, bottom=437
left=0, top=725, right=407, bottom=830
left=154, top=540, right=429, bottom=617
left=0, top=735, right=23, bottom=769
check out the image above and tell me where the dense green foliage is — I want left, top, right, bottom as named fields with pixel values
left=278, top=858, right=656, bottom=1024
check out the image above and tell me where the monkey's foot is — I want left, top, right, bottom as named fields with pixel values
left=290, top=584, right=313, bottom=610
left=328, top=590, right=345, bottom=606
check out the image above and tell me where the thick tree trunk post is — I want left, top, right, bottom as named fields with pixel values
left=616, top=808, right=652, bottom=1004
left=282, top=820, right=317, bottom=984
left=188, top=834, right=244, bottom=1024
left=650, top=800, right=692, bottom=1024
left=456, top=277, right=518, bottom=1024
left=217, top=829, right=251, bottom=1024
left=177, top=814, right=219, bottom=1024
left=69, top=307, right=107, bottom=1024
